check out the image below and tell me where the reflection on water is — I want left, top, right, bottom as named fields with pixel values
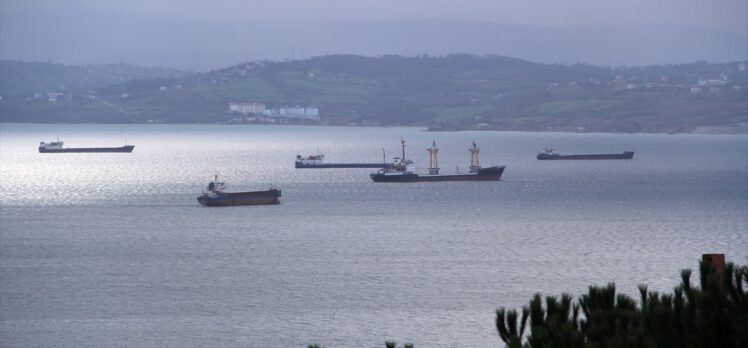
left=1, top=124, right=747, bottom=347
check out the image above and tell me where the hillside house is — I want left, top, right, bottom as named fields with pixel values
left=229, top=102, right=266, bottom=114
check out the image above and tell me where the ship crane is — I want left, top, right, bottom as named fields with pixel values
left=427, top=141, right=440, bottom=175
left=469, top=141, right=481, bottom=173
left=369, top=138, right=505, bottom=182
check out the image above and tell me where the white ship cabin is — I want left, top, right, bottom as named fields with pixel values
left=540, top=147, right=559, bottom=156
left=39, top=140, right=64, bottom=150
left=204, top=175, right=226, bottom=195
left=391, top=156, right=415, bottom=173
left=296, top=154, right=325, bottom=165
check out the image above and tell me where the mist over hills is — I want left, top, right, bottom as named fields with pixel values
left=1, top=14, right=746, bottom=71
left=1, top=54, right=746, bottom=133
left=0, top=61, right=193, bottom=97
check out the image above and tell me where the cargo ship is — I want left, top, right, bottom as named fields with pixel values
left=39, top=139, right=134, bottom=153
left=295, top=154, right=393, bottom=169
left=197, top=175, right=281, bottom=206
left=370, top=140, right=505, bottom=182
left=536, top=147, right=634, bottom=160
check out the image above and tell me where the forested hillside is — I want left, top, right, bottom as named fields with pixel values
left=1, top=55, right=746, bottom=133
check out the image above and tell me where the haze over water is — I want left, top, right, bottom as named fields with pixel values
left=1, top=124, right=746, bottom=347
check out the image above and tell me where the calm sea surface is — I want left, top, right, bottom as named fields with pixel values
left=1, top=124, right=746, bottom=347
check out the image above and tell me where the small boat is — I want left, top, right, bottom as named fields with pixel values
left=39, top=139, right=134, bottom=153
left=197, top=175, right=281, bottom=206
left=370, top=140, right=505, bottom=182
left=536, top=147, right=634, bottom=160
left=295, top=154, right=393, bottom=169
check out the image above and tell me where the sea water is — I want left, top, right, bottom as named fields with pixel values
left=1, top=124, right=746, bottom=347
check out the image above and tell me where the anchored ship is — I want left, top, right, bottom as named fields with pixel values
left=39, top=139, right=134, bottom=153
left=295, top=154, right=394, bottom=169
left=370, top=139, right=505, bottom=182
left=197, top=175, right=281, bottom=206
left=536, top=147, right=634, bottom=160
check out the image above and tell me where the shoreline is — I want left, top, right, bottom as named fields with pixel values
left=1, top=122, right=747, bottom=135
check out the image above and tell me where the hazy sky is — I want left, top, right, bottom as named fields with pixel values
left=1, top=0, right=746, bottom=70
left=4, top=0, right=745, bottom=33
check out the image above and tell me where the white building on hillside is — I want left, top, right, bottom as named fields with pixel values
left=229, top=102, right=266, bottom=114
left=264, top=106, right=320, bottom=120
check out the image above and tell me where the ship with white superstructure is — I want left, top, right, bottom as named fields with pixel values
left=295, top=153, right=393, bottom=169
left=38, top=138, right=134, bottom=153
left=370, top=139, right=505, bottom=182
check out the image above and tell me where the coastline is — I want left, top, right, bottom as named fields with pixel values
left=2, top=122, right=747, bottom=135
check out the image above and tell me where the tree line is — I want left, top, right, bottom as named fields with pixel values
left=309, top=258, right=747, bottom=347
left=496, top=259, right=747, bottom=347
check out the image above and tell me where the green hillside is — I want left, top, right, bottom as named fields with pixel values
left=0, top=60, right=193, bottom=97
left=1, top=55, right=746, bottom=133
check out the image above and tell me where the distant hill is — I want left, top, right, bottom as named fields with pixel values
left=2, top=15, right=746, bottom=70
left=1, top=55, right=746, bottom=133
left=0, top=60, right=193, bottom=97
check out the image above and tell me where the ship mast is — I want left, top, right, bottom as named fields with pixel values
left=401, top=137, right=406, bottom=161
left=382, top=148, right=386, bottom=169
left=427, top=141, right=440, bottom=175
left=469, top=141, right=481, bottom=173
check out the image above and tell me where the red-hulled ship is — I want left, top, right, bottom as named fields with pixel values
left=370, top=139, right=505, bottom=182
left=197, top=175, right=281, bottom=206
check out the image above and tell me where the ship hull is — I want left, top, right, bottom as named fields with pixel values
left=39, top=145, right=135, bottom=153
left=295, top=162, right=392, bottom=169
left=370, top=166, right=505, bottom=182
left=197, top=189, right=281, bottom=206
left=537, top=151, right=634, bottom=160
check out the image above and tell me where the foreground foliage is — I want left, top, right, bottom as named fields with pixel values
left=308, top=341, right=413, bottom=348
left=496, top=260, right=748, bottom=348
